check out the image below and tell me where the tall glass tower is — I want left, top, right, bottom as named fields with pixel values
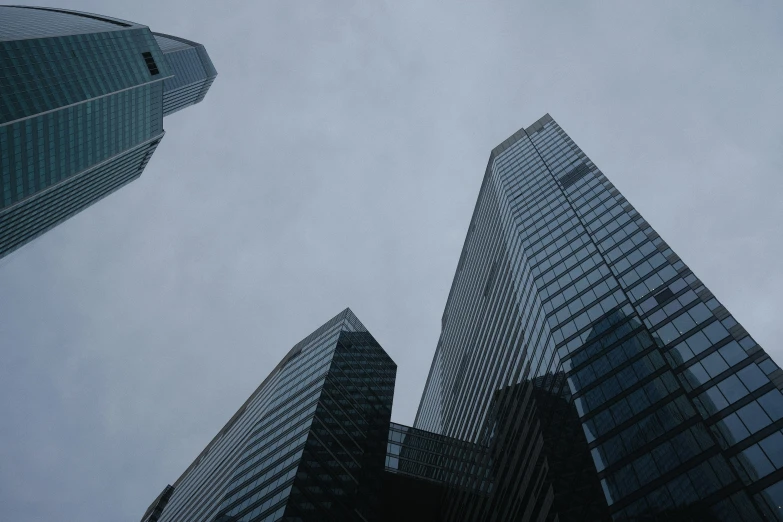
left=0, top=6, right=216, bottom=259
left=141, top=115, right=783, bottom=521
left=143, top=309, right=397, bottom=522
left=414, top=114, right=783, bottom=520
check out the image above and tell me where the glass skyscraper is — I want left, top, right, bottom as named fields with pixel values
left=143, top=115, right=783, bottom=521
left=415, top=113, right=783, bottom=520
left=0, top=6, right=216, bottom=259
left=143, top=309, right=397, bottom=522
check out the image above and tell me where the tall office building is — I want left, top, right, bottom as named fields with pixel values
left=143, top=115, right=783, bottom=522
left=0, top=6, right=216, bottom=259
left=415, top=114, right=783, bottom=520
left=143, top=309, right=397, bottom=522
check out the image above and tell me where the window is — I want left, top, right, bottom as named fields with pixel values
left=142, top=51, right=159, bottom=75
left=718, top=342, right=745, bottom=367
left=716, top=375, right=748, bottom=404
left=703, top=321, right=729, bottom=343
left=737, top=364, right=768, bottom=392
left=700, top=386, right=729, bottom=414
left=717, top=413, right=749, bottom=442
left=759, top=391, right=783, bottom=421
left=700, top=352, right=728, bottom=377
left=722, top=316, right=738, bottom=329
left=740, top=444, right=775, bottom=479
left=653, top=287, right=674, bottom=305
left=737, top=401, right=772, bottom=433
left=559, top=163, right=591, bottom=189
left=759, top=359, right=778, bottom=376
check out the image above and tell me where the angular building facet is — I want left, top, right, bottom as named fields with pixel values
left=0, top=6, right=216, bottom=259
left=414, top=113, right=783, bottom=520
left=146, top=309, right=397, bottom=522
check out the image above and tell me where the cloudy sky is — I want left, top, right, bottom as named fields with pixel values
left=1, top=1, right=782, bottom=520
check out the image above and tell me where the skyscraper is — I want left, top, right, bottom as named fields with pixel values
left=144, top=309, right=397, bottom=522
left=0, top=6, right=216, bottom=259
left=143, top=115, right=783, bottom=522
left=415, top=113, right=783, bottom=520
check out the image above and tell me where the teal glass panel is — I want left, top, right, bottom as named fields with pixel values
left=0, top=27, right=168, bottom=124
left=0, top=81, right=164, bottom=209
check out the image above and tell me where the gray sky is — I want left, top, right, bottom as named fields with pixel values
left=1, top=1, right=782, bottom=520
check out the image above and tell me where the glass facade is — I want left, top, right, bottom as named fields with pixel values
left=0, top=6, right=134, bottom=44
left=0, top=6, right=216, bottom=259
left=144, top=115, right=783, bottom=521
left=153, top=33, right=218, bottom=117
left=385, top=422, right=487, bottom=488
left=152, top=309, right=396, bottom=522
left=414, top=113, right=783, bottom=520
left=0, top=134, right=162, bottom=257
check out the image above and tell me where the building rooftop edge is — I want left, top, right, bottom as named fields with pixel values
left=167, top=307, right=355, bottom=489
left=4, top=5, right=145, bottom=29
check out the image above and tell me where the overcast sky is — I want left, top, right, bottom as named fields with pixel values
left=1, top=1, right=782, bottom=520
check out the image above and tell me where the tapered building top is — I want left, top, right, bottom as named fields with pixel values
left=0, top=6, right=216, bottom=259
left=143, top=308, right=397, bottom=522
left=153, top=33, right=217, bottom=117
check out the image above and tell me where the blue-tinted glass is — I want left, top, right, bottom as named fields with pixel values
left=759, top=480, right=783, bottom=517
left=646, top=485, right=674, bottom=511
left=716, top=375, right=748, bottom=404
left=672, top=342, right=694, bottom=363
left=640, top=296, right=656, bottom=313
left=633, top=453, right=659, bottom=484
left=737, top=402, right=772, bottom=434
left=702, top=386, right=729, bottom=414
left=603, top=376, right=623, bottom=398
left=658, top=267, right=677, bottom=284
left=687, top=303, right=713, bottom=324
left=708, top=456, right=736, bottom=488
left=718, top=341, right=746, bottom=367
left=701, top=352, right=729, bottom=378
left=760, top=432, right=783, bottom=469
left=677, top=290, right=697, bottom=306
left=591, top=448, right=607, bottom=472
left=685, top=363, right=711, bottom=387
left=742, top=445, right=775, bottom=480
left=616, top=366, right=637, bottom=390
left=759, top=359, right=779, bottom=375
left=613, top=398, right=634, bottom=425
left=649, top=310, right=666, bottom=326
left=593, top=409, right=613, bottom=433
left=722, top=316, right=738, bottom=329
left=583, top=423, right=597, bottom=443
left=656, top=323, right=679, bottom=344
left=685, top=331, right=711, bottom=355
left=739, top=336, right=757, bottom=350
left=759, top=391, right=783, bottom=422
left=718, top=413, right=750, bottom=443
left=737, top=364, right=769, bottom=392
left=667, top=474, right=698, bottom=505
left=671, top=430, right=699, bottom=462
left=628, top=388, right=651, bottom=414
left=663, top=300, right=681, bottom=316
left=673, top=312, right=697, bottom=334
left=669, top=279, right=688, bottom=293
left=703, top=322, right=730, bottom=343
